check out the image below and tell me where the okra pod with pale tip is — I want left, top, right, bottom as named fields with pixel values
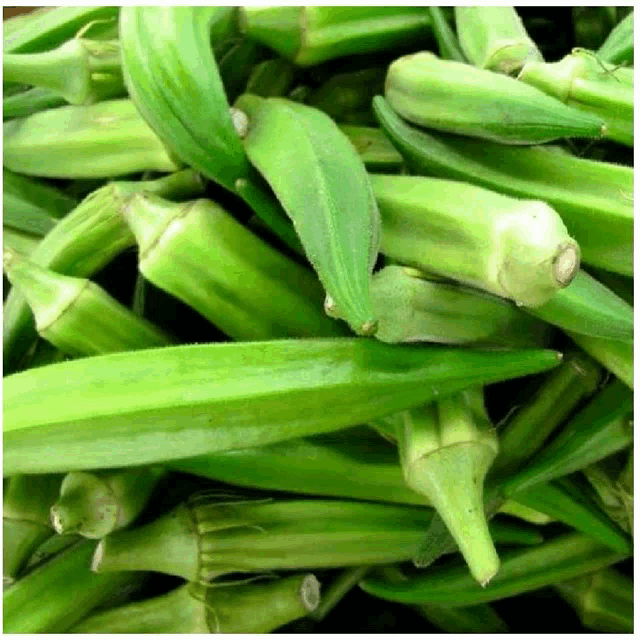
left=3, top=248, right=173, bottom=358
left=371, top=173, right=580, bottom=308
left=397, top=389, right=500, bottom=586
left=122, top=193, right=347, bottom=341
left=50, top=466, right=167, bottom=539
left=384, top=51, right=607, bottom=144
left=70, top=574, right=321, bottom=634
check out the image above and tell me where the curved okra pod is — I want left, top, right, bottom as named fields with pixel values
left=371, top=173, right=580, bottom=308
left=238, top=6, right=432, bottom=66
left=359, top=532, right=628, bottom=607
left=4, top=339, right=561, bottom=475
left=454, top=6, right=542, bottom=74
left=50, top=466, right=167, bottom=539
left=70, top=574, right=320, bottom=634
left=397, top=389, right=500, bottom=585
left=122, top=193, right=347, bottom=341
left=3, top=248, right=173, bottom=358
left=597, top=10, right=634, bottom=64
left=236, top=94, right=381, bottom=335
left=519, top=48, right=633, bottom=146
left=384, top=51, right=606, bottom=144
left=372, top=96, right=633, bottom=276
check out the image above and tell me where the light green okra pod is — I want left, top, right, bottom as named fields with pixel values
left=385, top=51, right=607, bottom=144
left=237, top=94, right=381, bottom=335
left=370, top=173, right=580, bottom=308
left=597, top=10, right=634, bottom=64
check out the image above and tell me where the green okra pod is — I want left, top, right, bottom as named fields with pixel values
left=371, top=173, right=580, bottom=308
left=70, top=574, right=320, bottom=634
left=3, top=169, right=204, bottom=374
left=238, top=6, right=432, bottom=66
left=217, top=37, right=268, bottom=105
left=397, top=390, right=500, bottom=585
left=3, top=228, right=41, bottom=258
left=237, top=94, right=380, bottom=335
left=3, top=474, right=61, bottom=585
left=426, top=7, right=467, bottom=62
left=554, top=567, right=633, bottom=633
left=339, top=125, right=404, bottom=173
left=455, top=6, right=542, bottom=74
left=123, top=193, right=347, bottom=341
left=3, top=99, right=182, bottom=179
left=3, top=539, right=144, bottom=634
left=498, top=499, right=553, bottom=525
left=244, top=57, right=296, bottom=98
left=3, top=86, right=67, bottom=119
left=4, top=338, right=561, bottom=475
left=519, top=48, right=633, bottom=146
left=359, top=532, right=627, bottom=607
left=597, top=10, right=634, bottom=64
left=502, top=380, right=634, bottom=496
left=310, top=566, right=370, bottom=622
left=50, top=466, right=167, bottom=539
left=3, top=248, right=173, bottom=358
left=384, top=51, right=606, bottom=144
left=372, top=95, right=633, bottom=276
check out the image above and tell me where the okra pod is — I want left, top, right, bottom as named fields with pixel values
left=4, top=339, right=561, bottom=475
left=237, top=94, right=380, bottom=335
left=385, top=51, right=606, bottom=144
left=123, top=193, right=347, bottom=341
left=372, top=95, right=633, bottom=276
left=310, top=566, right=369, bottom=622
left=3, top=86, right=67, bottom=119
left=397, top=390, right=500, bottom=585
left=426, top=7, right=467, bottom=63
left=70, top=574, right=320, bottom=634
left=455, top=6, right=542, bottom=74
left=244, top=57, right=296, bottom=98
left=339, top=126, right=404, bottom=173
left=359, top=532, right=627, bottom=607
left=597, top=10, right=634, bottom=65
left=50, top=466, right=167, bottom=539
left=238, top=6, right=432, bottom=66
left=3, top=99, right=182, bottom=179
left=519, top=48, right=633, bottom=146
left=371, top=173, right=579, bottom=308
left=3, top=248, right=173, bottom=358
left=3, top=227, right=41, bottom=258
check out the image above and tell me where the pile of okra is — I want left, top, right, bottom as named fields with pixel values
left=3, top=6, right=634, bottom=634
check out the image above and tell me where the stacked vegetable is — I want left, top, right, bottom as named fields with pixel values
left=3, top=6, right=633, bottom=633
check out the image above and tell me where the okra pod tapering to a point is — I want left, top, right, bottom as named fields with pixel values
left=238, top=6, right=432, bottom=66
left=70, top=574, right=320, bottom=634
left=455, top=6, right=543, bottom=74
left=384, top=51, right=607, bottom=144
left=3, top=539, right=145, bottom=634
left=3, top=248, right=173, bottom=358
left=3, top=99, right=182, bottom=179
left=597, top=10, right=634, bottom=65
left=236, top=94, right=381, bottom=335
left=372, top=96, right=633, bottom=276
left=50, top=466, right=167, bottom=539
left=3, top=474, right=62, bottom=585
left=397, top=389, right=501, bottom=585
left=370, top=173, right=580, bottom=308
left=519, top=48, right=634, bottom=146
left=122, top=193, right=347, bottom=341
left=4, top=339, right=561, bottom=475
left=359, top=532, right=628, bottom=607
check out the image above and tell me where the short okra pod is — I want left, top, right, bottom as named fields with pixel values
left=237, top=94, right=381, bottom=335
left=4, top=338, right=561, bottom=475
left=3, top=248, right=173, bottom=358
left=238, top=6, right=432, bottom=66
left=70, top=574, right=320, bottom=634
left=371, top=173, right=580, bottom=308
left=455, top=6, right=542, bottom=74
left=372, top=95, right=633, bottom=276
left=397, top=389, right=500, bottom=585
left=384, top=51, right=606, bottom=145
left=50, top=466, right=167, bottom=539
left=359, top=532, right=627, bottom=607
left=3, top=474, right=62, bottom=585
left=597, top=10, right=634, bottom=64
left=123, top=193, right=347, bottom=341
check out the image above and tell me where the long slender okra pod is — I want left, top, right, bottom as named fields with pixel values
left=385, top=51, right=606, bottom=144
left=426, top=7, right=467, bottom=62
left=70, top=574, right=320, bottom=634
left=4, top=339, right=561, bottom=475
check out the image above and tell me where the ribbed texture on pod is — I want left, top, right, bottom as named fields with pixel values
left=385, top=51, right=607, bottom=144
left=237, top=94, right=380, bottom=335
